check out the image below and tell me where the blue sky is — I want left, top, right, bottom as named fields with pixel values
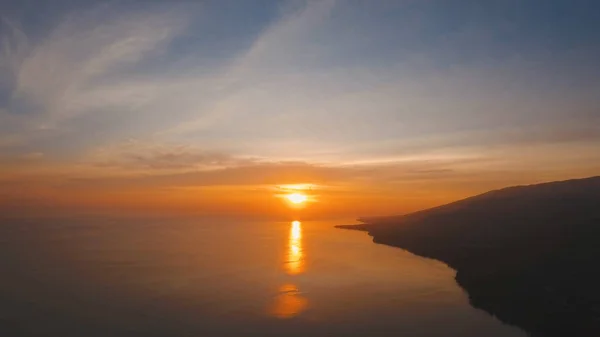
left=1, top=0, right=599, bottom=216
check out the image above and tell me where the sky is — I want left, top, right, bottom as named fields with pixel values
left=1, top=0, right=599, bottom=219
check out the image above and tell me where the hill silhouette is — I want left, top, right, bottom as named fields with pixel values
left=337, top=176, right=600, bottom=336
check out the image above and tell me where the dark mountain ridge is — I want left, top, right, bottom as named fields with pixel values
left=338, top=176, right=600, bottom=336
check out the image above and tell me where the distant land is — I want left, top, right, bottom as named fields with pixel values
left=337, top=176, right=600, bottom=337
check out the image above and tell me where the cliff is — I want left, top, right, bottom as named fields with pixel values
left=338, top=176, right=600, bottom=336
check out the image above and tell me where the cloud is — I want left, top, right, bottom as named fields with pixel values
left=0, top=0, right=598, bottom=186
left=19, top=152, right=43, bottom=160
left=87, top=140, right=256, bottom=171
left=230, top=0, right=337, bottom=73
left=0, top=19, right=29, bottom=84
left=12, top=6, right=187, bottom=119
left=63, top=152, right=497, bottom=191
left=0, top=4, right=193, bottom=146
left=162, top=0, right=338, bottom=136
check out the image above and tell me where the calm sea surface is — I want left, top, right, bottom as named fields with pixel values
left=0, top=217, right=526, bottom=337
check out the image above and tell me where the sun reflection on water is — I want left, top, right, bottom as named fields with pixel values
left=267, top=221, right=308, bottom=319
left=267, top=283, right=309, bottom=319
left=286, top=220, right=304, bottom=275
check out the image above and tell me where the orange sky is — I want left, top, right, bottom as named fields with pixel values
left=1, top=153, right=599, bottom=220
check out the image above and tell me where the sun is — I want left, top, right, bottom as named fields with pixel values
left=286, top=193, right=307, bottom=204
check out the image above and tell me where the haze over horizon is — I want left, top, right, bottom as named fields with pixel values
left=1, top=0, right=599, bottom=219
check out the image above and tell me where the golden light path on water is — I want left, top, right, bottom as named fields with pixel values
left=268, top=220, right=308, bottom=318
left=287, top=220, right=303, bottom=275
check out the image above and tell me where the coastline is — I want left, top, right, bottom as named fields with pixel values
left=335, top=213, right=600, bottom=337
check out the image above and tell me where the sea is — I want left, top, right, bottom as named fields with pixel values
left=0, top=217, right=526, bottom=337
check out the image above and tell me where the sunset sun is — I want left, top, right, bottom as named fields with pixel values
left=286, top=193, right=307, bottom=204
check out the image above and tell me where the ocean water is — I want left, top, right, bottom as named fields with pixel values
left=0, top=217, right=526, bottom=337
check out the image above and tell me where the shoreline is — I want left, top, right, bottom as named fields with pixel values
left=335, top=215, right=600, bottom=337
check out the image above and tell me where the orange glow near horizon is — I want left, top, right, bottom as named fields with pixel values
left=12, top=167, right=595, bottom=220
left=2, top=176, right=488, bottom=219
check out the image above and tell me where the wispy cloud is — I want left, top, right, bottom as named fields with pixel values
left=162, top=0, right=338, bottom=136
left=0, top=4, right=192, bottom=147
left=87, top=139, right=257, bottom=171
left=2, top=0, right=599, bottom=162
